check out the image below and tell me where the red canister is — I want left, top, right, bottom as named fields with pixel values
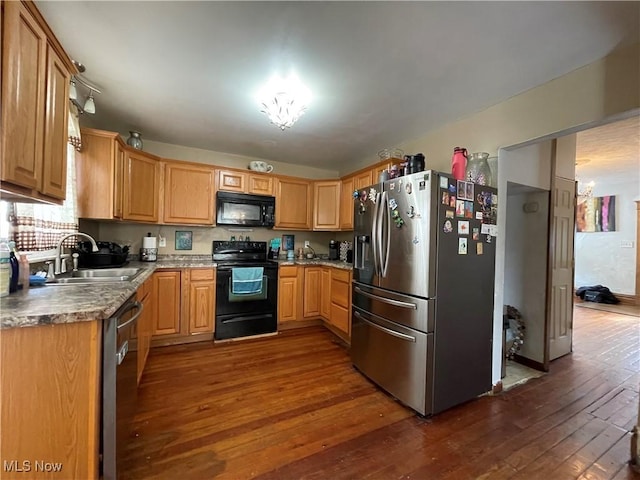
left=451, top=147, right=468, bottom=181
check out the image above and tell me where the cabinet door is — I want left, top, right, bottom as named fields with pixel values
left=248, top=174, right=273, bottom=196
left=1, top=1, right=47, bottom=190
left=123, top=151, right=160, bottom=222
left=278, top=267, right=299, bottom=323
left=152, top=271, right=181, bottom=335
left=320, top=267, right=332, bottom=320
left=41, top=45, right=70, bottom=199
left=313, top=181, right=341, bottom=231
left=188, top=269, right=216, bottom=334
left=303, top=267, right=322, bottom=318
left=275, top=178, right=312, bottom=230
left=76, top=129, right=121, bottom=219
left=164, top=162, right=215, bottom=225
left=340, top=176, right=355, bottom=230
left=354, top=170, right=373, bottom=190
left=217, top=169, right=246, bottom=193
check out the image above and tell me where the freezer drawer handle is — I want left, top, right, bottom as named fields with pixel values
left=354, top=287, right=417, bottom=310
left=354, top=311, right=417, bottom=343
left=116, top=340, right=129, bottom=366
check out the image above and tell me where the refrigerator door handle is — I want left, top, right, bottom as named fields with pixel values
left=354, top=286, right=418, bottom=310
left=377, top=191, right=387, bottom=276
left=371, top=192, right=380, bottom=275
left=380, top=191, right=391, bottom=278
left=354, top=311, right=417, bottom=343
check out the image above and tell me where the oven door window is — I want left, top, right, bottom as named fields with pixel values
left=220, top=202, right=261, bottom=223
left=216, top=268, right=277, bottom=317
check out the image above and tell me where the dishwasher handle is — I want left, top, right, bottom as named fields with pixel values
left=115, top=301, right=143, bottom=331
left=116, top=340, right=129, bottom=366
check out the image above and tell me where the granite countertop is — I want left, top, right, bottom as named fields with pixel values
left=272, top=258, right=353, bottom=270
left=0, top=258, right=218, bottom=330
left=1, top=256, right=353, bottom=329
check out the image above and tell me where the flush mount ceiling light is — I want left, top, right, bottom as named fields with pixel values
left=257, top=73, right=311, bottom=130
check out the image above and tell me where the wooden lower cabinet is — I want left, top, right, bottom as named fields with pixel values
left=149, top=268, right=216, bottom=347
left=152, top=270, right=181, bottom=336
left=278, top=266, right=301, bottom=323
left=320, top=267, right=332, bottom=319
left=303, top=267, right=322, bottom=317
left=0, top=321, right=101, bottom=479
left=328, top=269, right=352, bottom=338
left=136, top=276, right=154, bottom=385
left=188, top=268, right=216, bottom=334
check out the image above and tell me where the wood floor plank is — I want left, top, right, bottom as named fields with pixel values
left=122, top=308, right=639, bottom=479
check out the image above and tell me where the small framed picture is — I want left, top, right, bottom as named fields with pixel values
left=282, top=234, right=295, bottom=251
left=175, top=231, right=193, bottom=250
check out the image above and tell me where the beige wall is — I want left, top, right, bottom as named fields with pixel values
left=136, top=138, right=339, bottom=180
left=80, top=220, right=352, bottom=257
left=345, top=43, right=640, bottom=177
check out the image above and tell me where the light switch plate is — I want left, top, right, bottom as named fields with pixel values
left=620, top=241, right=634, bottom=248
left=158, top=235, right=166, bottom=247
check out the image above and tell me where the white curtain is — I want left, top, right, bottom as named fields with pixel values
left=12, top=108, right=80, bottom=251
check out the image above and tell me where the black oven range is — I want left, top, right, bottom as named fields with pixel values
left=212, top=241, right=278, bottom=340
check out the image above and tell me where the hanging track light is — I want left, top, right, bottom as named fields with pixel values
left=69, top=75, right=101, bottom=114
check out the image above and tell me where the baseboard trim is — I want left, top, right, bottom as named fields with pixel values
left=614, top=293, right=638, bottom=306
left=513, top=354, right=547, bottom=372
left=492, top=381, right=503, bottom=394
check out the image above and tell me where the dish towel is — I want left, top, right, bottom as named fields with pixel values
left=231, top=267, right=264, bottom=294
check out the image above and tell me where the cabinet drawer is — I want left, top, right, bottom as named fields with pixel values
left=279, top=266, right=298, bottom=278
left=331, top=278, right=350, bottom=308
left=190, top=268, right=215, bottom=281
left=332, top=268, right=351, bottom=283
left=331, top=303, right=350, bottom=335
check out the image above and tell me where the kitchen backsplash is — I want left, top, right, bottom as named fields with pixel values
left=79, top=220, right=353, bottom=257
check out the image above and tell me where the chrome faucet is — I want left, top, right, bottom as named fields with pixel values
left=54, top=232, right=98, bottom=275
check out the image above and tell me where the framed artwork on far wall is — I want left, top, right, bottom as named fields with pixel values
left=576, top=195, right=616, bottom=232
left=175, top=231, right=193, bottom=250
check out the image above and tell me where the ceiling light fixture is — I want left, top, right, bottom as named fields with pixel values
left=69, top=75, right=101, bottom=115
left=258, top=73, right=311, bottom=130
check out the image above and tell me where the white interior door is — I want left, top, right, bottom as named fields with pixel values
left=548, top=176, right=576, bottom=360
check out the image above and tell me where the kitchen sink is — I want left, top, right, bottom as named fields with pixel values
left=44, top=268, right=142, bottom=286
left=72, top=268, right=140, bottom=278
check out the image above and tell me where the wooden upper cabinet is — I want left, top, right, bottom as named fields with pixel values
left=354, top=170, right=373, bottom=190
left=163, top=162, right=215, bottom=225
left=217, top=169, right=274, bottom=196
left=0, top=1, right=74, bottom=204
left=1, top=1, right=46, bottom=192
left=275, top=177, right=312, bottom=230
left=123, top=151, right=160, bottom=222
left=313, top=180, right=341, bottom=231
left=41, top=45, right=70, bottom=199
left=340, top=176, right=355, bottom=230
left=217, top=169, right=246, bottom=193
left=76, top=129, right=123, bottom=219
left=248, top=174, right=273, bottom=196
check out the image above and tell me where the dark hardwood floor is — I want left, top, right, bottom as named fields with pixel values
left=122, top=307, right=639, bottom=479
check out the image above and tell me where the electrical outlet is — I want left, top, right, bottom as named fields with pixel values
left=158, top=235, right=166, bottom=247
left=304, top=240, right=310, bottom=248
left=620, top=241, right=634, bottom=248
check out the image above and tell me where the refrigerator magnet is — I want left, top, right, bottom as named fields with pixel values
left=464, top=201, right=474, bottom=218
left=406, top=183, right=412, bottom=194
left=449, top=195, right=456, bottom=208
left=389, top=198, right=398, bottom=210
left=465, top=183, right=474, bottom=200
left=448, top=183, right=456, bottom=194
left=458, top=221, right=469, bottom=235
left=472, top=228, right=479, bottom=240
left=486, top=234, right=492, bottom=244
left=481, top=224, right=491, bottom=234
left=443, top=220, right=453, bottom=233
left=441, top=191, right=449, bottom=205
left=456, top=200, right=465, bottom=217
left=475, top=211, right=483, bottom=220
left=476, top=242, right=483, bottom=255
left=458, top=238, right=468, bottom=255
left=456, top=180, right=466, bottom=199
left=390, top=183, right=395, bottom=191
left=445, top=210, right=454, bottom=219
left=440, top=177, right=448, bottom=189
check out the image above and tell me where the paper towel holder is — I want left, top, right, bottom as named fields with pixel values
left=140, top=232, right=157, bottom=262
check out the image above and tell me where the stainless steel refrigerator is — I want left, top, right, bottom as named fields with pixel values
left=351, top=170, right=498, bottom=416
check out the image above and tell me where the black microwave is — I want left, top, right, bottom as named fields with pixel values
left=216, top=191, right=275, bottom=228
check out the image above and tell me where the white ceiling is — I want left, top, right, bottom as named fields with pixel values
left=36, top=1, right=640, bottom=172
left=576, top=115, right=640, bottom=185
